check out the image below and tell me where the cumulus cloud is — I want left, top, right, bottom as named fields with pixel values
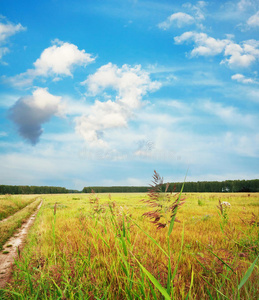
left=76, top=63, right=161, bottom=147
left=158, top=13, right=195, bottom=30
left=0, top=18, right=26, bottom=61
left=9, top=88, right=63, bottom=145
left=231, top=73, right=257, bottom=83
left=174, top=32, right=259, bottom=68
left=158, top=1, right=206, bottom=30
left=222, top=40, right=259, bottom=67
left=8, top=40, right=95, bottom=87
left=174, top=31, right=231, bottom=56
left=247, top=11, right=259, bottom=27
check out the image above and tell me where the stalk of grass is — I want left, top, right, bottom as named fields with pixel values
left=238, top=254, right=259, bottom=290
left=52, top=202, right=57, bottom=264
left=133, top=254, right=171, bottom=300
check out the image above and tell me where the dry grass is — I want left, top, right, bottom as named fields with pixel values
left=0, top=198, right=42, bottom=250
left=1, top=192, right=258, bottom=299
left=0, top=195, right=38, bottom=221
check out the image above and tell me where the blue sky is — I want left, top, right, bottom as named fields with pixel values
left=0, top=0, right=258, bottom=190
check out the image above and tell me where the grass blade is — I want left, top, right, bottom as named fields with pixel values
left=134, top=256, right=171, bottom=300
left=185, top=269, right=194, bottom=300
left=238, top=254, right=259, bottom=290
left=168, top=169, right=188, bottom=237
left=129, top=217, right=169, bottom=258
left=207, top=248, right=236, bottom=274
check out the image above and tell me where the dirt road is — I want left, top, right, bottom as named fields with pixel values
left=0, top=201, right=42, bottom=288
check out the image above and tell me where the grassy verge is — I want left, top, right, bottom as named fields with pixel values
left=0, top=199, right=42, bottom=251
left=0, top=191, right=258, bottom=299
left=0, top=195, right=38, bottom=221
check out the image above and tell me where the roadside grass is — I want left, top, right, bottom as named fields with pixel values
left=0, top=199, right=42, bottom=251
left=1, top=192, right=258, bottom=299
left=0, top=195, right=38, bottom=221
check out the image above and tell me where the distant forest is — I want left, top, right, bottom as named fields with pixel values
left=83, top=179, right=259, bottom=193
left=0, top=179, right=258, bottom=195
left=0, top=185, right=75, bottom=195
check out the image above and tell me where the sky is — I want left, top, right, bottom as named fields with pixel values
left=0, top=0, right=259, bottom=190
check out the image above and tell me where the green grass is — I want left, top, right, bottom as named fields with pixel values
left=0, top=195, right=38, bottom=221
left=0, top=199, right=42, bottom=251
left=0, top=192, right=258, bottom=299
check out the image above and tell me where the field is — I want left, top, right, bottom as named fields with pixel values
left=0, top=195, right=38, bottom=221
left=0, top=195, right=41, bottom=251
left=0, top=192, right=258, bottom=299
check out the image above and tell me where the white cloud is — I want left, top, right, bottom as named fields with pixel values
left=8, top=40, right=95, bottom=87
left=9, top=88, right=64, bottom=144
left=247, top=11, right=259, bottom=27
left=0, top=47, right=9, bottom=60
left=158, top=12, right=195, bottom=30
left=223, top=40, right=259, bottom=67
left=231, top=73, right=257, bottom=83
left=0, top=131, right=7, bottom=137
left=224, top=132, right=259, bottom=157
left=158, top=1, right=207, bottom=30
left=174, top=31, right=231, bottom=56
left=33, top=40, right=95, bottom=77
left=201, top=100, right=256, bottom=128
left=237, top=0, right=253, bottom=12
left=76, top=63, right=161, bottom=148
left=0, top=19, right=26, bottom=61
left=183, top=1, right=207, bottom=21
left=0, top=21, right=26, bottom=43
left=175, top=32, right=259, bottom=68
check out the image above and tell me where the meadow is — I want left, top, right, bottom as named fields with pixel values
left=0, top=191, right=258, bottom=299
left=0, top=195, right=38, bottom=221
left=0, top=196, right=41, bottom=251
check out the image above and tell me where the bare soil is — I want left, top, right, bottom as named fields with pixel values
left=0, top=201, right=42, bottom=288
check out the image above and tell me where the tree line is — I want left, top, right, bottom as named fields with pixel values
left=83, top=179, right=259, bottom=193
left=0, top=185, right=72, bottom=195
left=82, top=186, right=148, bottom=193
left=1, top=179, right=258, bottom=195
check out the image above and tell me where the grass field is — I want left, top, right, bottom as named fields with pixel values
left=0, top=197, right=42, bottom=251
left=0, top=195, right=38, bottom=221
left=1, top=192, right=258, bottom=299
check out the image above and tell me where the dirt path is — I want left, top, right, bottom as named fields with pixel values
left=0, top=197, right=40, bottom=224
left=0, top=201, right=42, bottom=289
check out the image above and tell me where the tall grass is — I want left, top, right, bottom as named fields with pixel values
left=0, top=184, right=258, bottom=299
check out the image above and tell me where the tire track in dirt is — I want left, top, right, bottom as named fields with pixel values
left=0, top=200, right=42, bottom=289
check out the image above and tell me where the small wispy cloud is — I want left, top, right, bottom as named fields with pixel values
left=247, top=10, right=259, bottom=27
left=158, top=12, right=195, bottom=30
left=231, top=73, right=258, bottom=84
left=201, top=100, right=257, bottom=128
left=0, top=131, right=7, bottom=138
left=0, top=17, right=26, bottom=61
left=158, top=1, right=207, bottom=30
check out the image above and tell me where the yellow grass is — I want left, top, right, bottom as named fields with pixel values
left=0, top=195, right=38, bottom=221
left=2, top=192, right=259, bottom=299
